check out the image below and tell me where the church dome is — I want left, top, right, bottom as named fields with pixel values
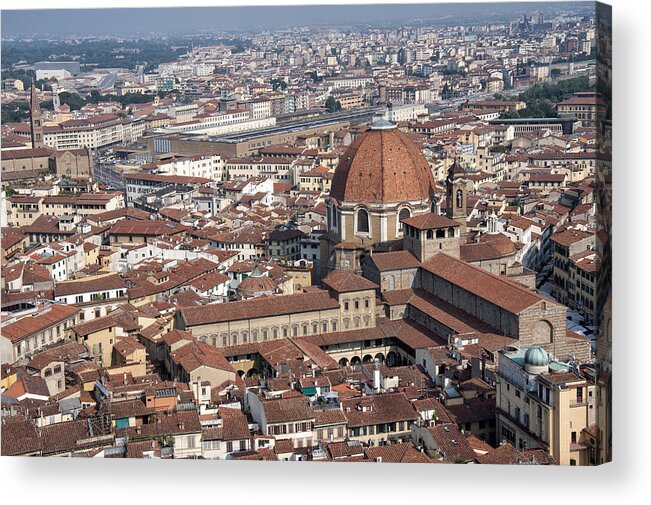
left=237, top=270, right=277, bottom=297
left=330, top=120, right=436, bottom=205
left=524, top=346, right=549, bottom=367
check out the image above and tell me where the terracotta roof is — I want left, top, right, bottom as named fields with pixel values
left=1, top=304, right=80, bottom=342
left=421, top=254, right=557, bottom=314
left=171, top=341, right=235, bottom=375
left=460, top=233, right=518, bottom=263
left=322, top=269, right=378, bottom=293
left=180, top=290, right=339, bottom=327
left=88, top=207, right=151, bottom=223
left=370, top=250, right=420, bottom=272
left=220, top=411, right=251, bottom=441
left=71, top=311, right=138, bottom=337
left=342, top=392, right=418, bottom=428
left=426, top=424, right=476, bottom=463
left=330, top=126, right=436, bottom=204
left=0, top=415, right=42, bottom=456
left=402, top=213, right=460, bottom=230
left=238, top=274, right=277, bottom=294
left=0, top=147, right=53, bottom=160
left=365, top=442, right=433, bottom=463
left=477, top=442, right=554, bottom=465
left=54, top=274, right=127, bottom=297
left=188, top=271, right=230, bottom=292
left=262, top=396, right=315, bottom=424
left=108, top=220, right=187, bottom=237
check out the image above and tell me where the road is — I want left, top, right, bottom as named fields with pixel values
left=94, top=161, right=126, bottom=191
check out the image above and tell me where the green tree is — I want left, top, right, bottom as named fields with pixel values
left=325, top=96, right=341, bottom=113
left=271, top=78, right=287, bottom=91
left=1, top=101, right=30, bottom=123
left=58, top=91, right=86, bottom=111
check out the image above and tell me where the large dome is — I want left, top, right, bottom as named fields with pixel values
left=330, top=121, right=436, bottom=205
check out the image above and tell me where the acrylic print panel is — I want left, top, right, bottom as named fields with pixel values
left=0, top=1, right=611, bottom=466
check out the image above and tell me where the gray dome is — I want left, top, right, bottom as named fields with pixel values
left=524, top=347, right=549, bottom=367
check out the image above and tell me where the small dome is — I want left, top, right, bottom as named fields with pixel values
left=524, top=347, right=549, bottom=367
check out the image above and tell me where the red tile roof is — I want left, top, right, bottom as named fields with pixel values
left=322, top=269, right=378, bottom=293
left=421, top=253, right=558, bottom=314
left=1, top=304, right=79, bottom=342
left=180, top=290, right=339, bottom=327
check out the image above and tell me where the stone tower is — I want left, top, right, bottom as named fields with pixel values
left=445, top=158, right=467, bottom=235
left=30, top=81, right=44, bottom=148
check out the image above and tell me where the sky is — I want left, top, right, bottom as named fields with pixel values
left=1, top=2, right=590, bottom=38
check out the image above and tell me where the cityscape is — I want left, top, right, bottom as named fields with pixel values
left=0, top=2, right=611, bottom=465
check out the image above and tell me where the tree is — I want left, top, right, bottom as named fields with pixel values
left=58, top=91, right=86, bottom=111
left=1, top=101, right=30, bottom=123
left=325, top=96, right=341, bottom=113
left=271, top=78, right=288, bottom=91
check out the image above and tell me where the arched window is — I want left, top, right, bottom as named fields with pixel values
left=456, top=189, right=463, bottom=209
left=398, top=208, right=411, bottom=231
left=389, top=275, right=396, bottom=290
left=356, top=209, right=369, bottom=234
left=331, top=205, right=337, bottom=227
left=426, top=230, right=433, bottom=239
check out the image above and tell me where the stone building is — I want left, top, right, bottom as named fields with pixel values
left=320, top=118, right=438, bottom=277
left=495, top=346, right=596, bottom=465
left=176, top=119, right=590, bottom=368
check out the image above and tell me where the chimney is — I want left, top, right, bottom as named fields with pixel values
left=373, top=358, right=381, bottom=393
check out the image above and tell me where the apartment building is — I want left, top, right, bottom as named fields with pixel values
left=495, top=346, right=596, bottom=465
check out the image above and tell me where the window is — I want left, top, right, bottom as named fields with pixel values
left=356, top=209, right=369, bottom=234
left=398, top=208, right=411, bottom=231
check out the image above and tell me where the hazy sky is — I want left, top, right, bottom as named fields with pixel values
left=1, top=2, right=589, bottom=37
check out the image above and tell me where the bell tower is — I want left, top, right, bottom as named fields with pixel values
left=30, top=81, right=45, bottom=148
left=445, top=158, right=467, bottom=235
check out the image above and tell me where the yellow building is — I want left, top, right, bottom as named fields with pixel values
left=496, top=346, right=596, bottom=465
left=298, top=166, right=334, bottom=193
